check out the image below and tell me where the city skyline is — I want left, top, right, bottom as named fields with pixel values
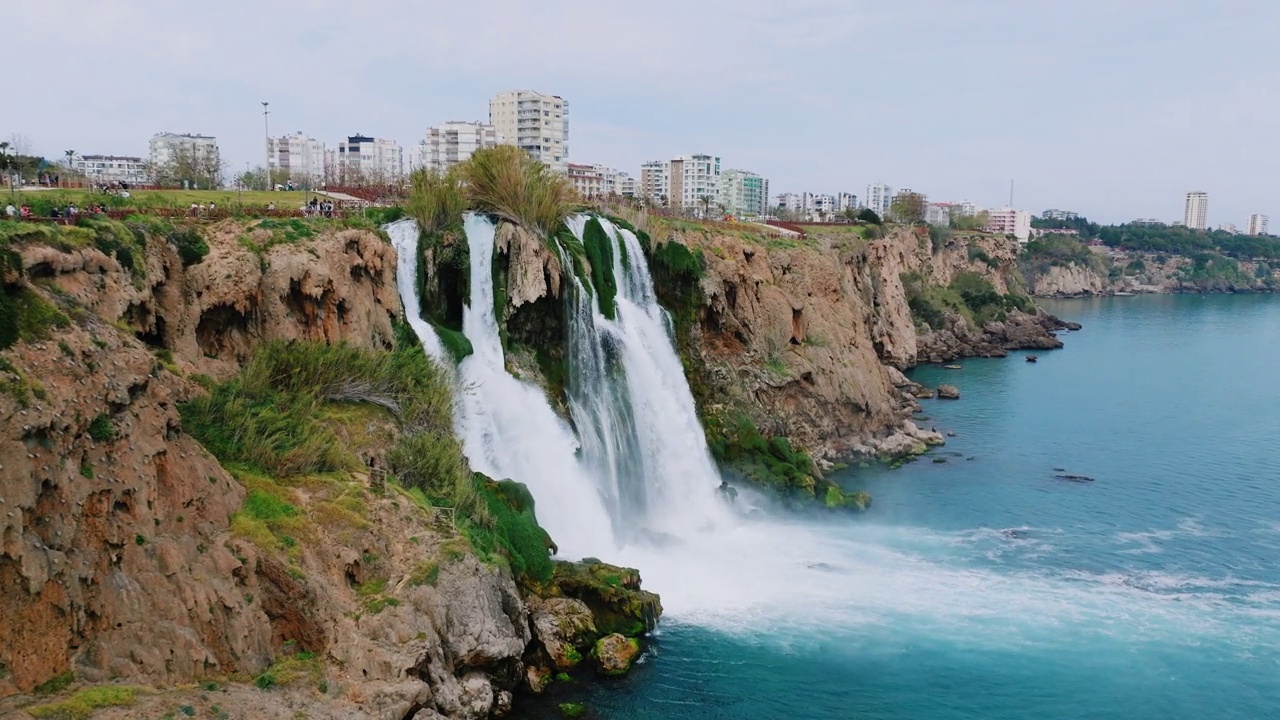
left=5, top=1, right=1277, bottom=226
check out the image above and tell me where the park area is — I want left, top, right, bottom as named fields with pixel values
left=5, top=188, right=324, bottom=215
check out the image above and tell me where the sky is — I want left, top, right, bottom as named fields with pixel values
left=7, top=0, right=1278, bottom=225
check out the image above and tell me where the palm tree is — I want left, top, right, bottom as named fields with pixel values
left=699, top=194, right=713, bottom=219
left=64, top=150, right=77, bottom=187
left=0, top=142, right=11, bottom=198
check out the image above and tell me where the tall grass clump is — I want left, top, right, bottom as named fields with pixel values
left=405, top=168, right=467, bottom=236
left=460, top=145, right=573, bottom=240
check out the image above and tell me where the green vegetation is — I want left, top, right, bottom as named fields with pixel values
left=34, top=671, right=75, bottom=695
left=434, top=324, right=474, bottom=362
left=902, top=270, right=1031, bottom=329
left=582, top=217, right=619, bottom=319
left=967, top=245, right=999, bottom=268
left=253, top=651, right=323, bottom=690
left=559, top=702, right=588, bottom=718
left=87, top=414, right=115, bottom=442
left=1177, top=252, right=1254, bottom=290
left=705, top=411, right=869, bottom=510
left=408, top=560, right=441, bottom=587
left=27, top=685, right=138, bottom=719
left=857, top=208, right=882, bottom=224
left=405, top=169, right=466, bottom=236
left=928, top=224, right=952, bottom=252
left=1021, top=234, right=1106, bottom=275
left=11, top=188, right=314, bottom=214
left=460, top=145, right=574, bottom=241
left=180, top=337, right=557, bottom=582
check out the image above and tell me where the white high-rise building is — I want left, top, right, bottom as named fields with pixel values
left=865, top=182, right=893, bottom=216
left=72, top=155, right=148, bottom=185
left=1184, top=191, right=1209, bottom=230
left=836, top=192, right=858, bottom=213
left=667, top=154, right=721, bottom=214
left=336, top=134, right=403, bottom=183
left=1247, top=214, right=1269, bottom=236
left=267, top=131, right=326, bottom=185
left=615, top=172, right=637, bottom=198
left=410, top=121, right=503, bottom=173
left=148, top=132, right=219, bottom=171
left=720, top=169, right=770, bottom=218
left=489, top=90, right=569, bottom=174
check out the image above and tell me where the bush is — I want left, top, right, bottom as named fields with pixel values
left=928, top=225, right=952, bottom=252
left=166, top=226, right=209, bottom=266
left=405, top=169, right=466, bottom=236
left=87, top=414, right=115, bottom=442
left=1022, top=235, right=1104, bottom=274
left=857, top=208, right=882, bottom=224
left=966, top=245, right=999, bottom=268
left=460, top=145, right=574, bottom=240
left=28, top=686, right=138, bottom=719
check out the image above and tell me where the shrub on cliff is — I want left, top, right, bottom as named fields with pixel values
left=1022, top=235, right=1105, bottom=275
left=460, top=145, right=573, bottom=241
left=405, top=168, right=466, bottom=236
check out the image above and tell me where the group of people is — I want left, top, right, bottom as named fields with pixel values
left=305, top=197, right=336, bottom=217
left=4, top=202, right=110, bottom=219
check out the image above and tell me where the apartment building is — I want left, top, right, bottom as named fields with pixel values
left=568, top=163, right=606, bottom=198
left=720, top=169, right=770, bottom=218
left=865, top=182, right=893, bottom=216
left=409, top=121, right=502, bottom=173
left=836, top=192, right=858, bottom=213
left=489, top=90, right=569, bottom=174
left=985, top=208, right=1033, bottom=243
left=267, top=131, right=326, bottom=184
left=640, top=161, right=669, bottom=204
left=1247, top=214, right=1269, bottom=236
left=336, top=134, right=403, bottom=183
left=72, top=155, right=148, bottom=185
left=1184, top=191, right=1209, bottom=230
left=148, top=132, right=219, bottom=170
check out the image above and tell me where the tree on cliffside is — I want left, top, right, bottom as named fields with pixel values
left=889, top=192, right=927, bottom=224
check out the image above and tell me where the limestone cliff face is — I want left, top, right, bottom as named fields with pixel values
left=1023, top=249, right=1279, bottom=297
left=0, top=221, right=637, bottom=719
left=1026, top=263, right=1110, bottom=297
left=649, top=223, right=1060, bottom=459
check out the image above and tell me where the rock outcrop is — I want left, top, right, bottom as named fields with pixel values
left=0, top=219, right=656, bottom=720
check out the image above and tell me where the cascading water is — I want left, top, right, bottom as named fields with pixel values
left=562, top=216, right=730, bottom=542
left=388, top=216, right=614, bottom=558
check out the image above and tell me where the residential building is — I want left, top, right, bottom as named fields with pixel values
left=865, top=182, right=893, bottom=216
left=640, top=161, right=669, bottom=204
left=489, top=90, right=569, bottom=174
left=336, top=134, right=403, bottom=183
left=615, top=172, right=637, bottom=198
left=148, top=132, right=219, bottom=171
left=985, top=208, right=1033, bottom=243
left=567, top=163, right=607, bottom=198
left=925, top=202, right=955, bottom=228
left=1042, top=209, right=1079, bottom=221
left=1184, top=191, right=1209, bottom=230
left=836, top=192, right=858, bottom=214
left=1247, top=214, right=1269, bottom=236
left=72, top=155, right=148, bottom=185
left=776, top=193, right=804, bottom=214
left=666, top=154, right=721, bottom=214
left=410, top=121, right=503, bottom=173
left=1218, top=223, right=1239, bottom=234
left=267, top=131, right=326, bottom=185
left=1133, top=218, right=1166, bottom=227
left=720, top=169, right=770, bottom=218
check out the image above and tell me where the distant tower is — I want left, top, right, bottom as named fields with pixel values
left=1247, top=213, right=1269, bottom=236
left=1184, top=191, right=1209, bottom=230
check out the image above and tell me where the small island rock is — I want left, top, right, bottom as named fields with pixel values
left=937, top=384, right=961, bottom=399
left=592, top=633, right=641, bottom=676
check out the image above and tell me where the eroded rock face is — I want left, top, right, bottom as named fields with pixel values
left=528, top=597, right=597, bottom=671
left=591, top=633, right=640, bottom=676
left=0, top=223, right=542, bottom=719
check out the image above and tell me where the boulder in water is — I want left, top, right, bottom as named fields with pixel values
left=1055, top=473, right=1095, bottom=483
left=528, top=597, right=597, bottom=671
left=937, top=384, right=961, bottom=399
left=943, top=364, right=964, bottom=370
left=544, top=560, right=663, bottom=637
left=592, top=633, right=641, bottom=676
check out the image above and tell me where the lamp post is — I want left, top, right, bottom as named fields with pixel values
left=261, top=101, right=270, bottom=192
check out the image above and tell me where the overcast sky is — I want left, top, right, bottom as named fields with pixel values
left=7, top=0, right=1277, bottom=225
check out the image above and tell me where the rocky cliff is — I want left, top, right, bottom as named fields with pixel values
left=0, top=218, right=654, bottom=719
left=618, top=216, right=1065, bottom=461
left=1022, top=242, right=1280, bottom=297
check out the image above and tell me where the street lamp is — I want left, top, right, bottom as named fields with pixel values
left=261, top=101, right=271, bottom=192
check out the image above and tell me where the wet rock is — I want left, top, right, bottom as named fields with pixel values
left=591, top=633, right=640, bottom=676
left=937, top=384, right=961, bottom=399
left=529, top=597, right=597, bottom=670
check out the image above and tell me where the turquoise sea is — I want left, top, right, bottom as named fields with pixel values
left=532, top=294, right=1280, bottom=719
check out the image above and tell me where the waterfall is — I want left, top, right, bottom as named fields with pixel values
left=563, top=216, right=729, bottom=542
left=388, top=216, right=615, bottom=558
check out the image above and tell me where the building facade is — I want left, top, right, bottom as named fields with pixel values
left=865, top=182, right=893, bottom=216
left=836, top=192, right=858, bottom=214
left=1184, top=191, right=1209, bottom=230
left=1247, top=214, right=1269, bottom=236
left=148, top=133, right=219, bottom=170
left=925, top=202, right=954, bottom=227
left=267, top=131, right=326, bottom=185
left=640, top=161, right=669, bottom=204
left=985, top=208, right=1033, bottom=243
left=720, top=169, right=769, bottom=218
left=489, top=90, right=569, bottom=174
left=72, top=155, right=148, bottom=185
left=410, top=122, right=502, bottom=173
left=667, top=154, right=721, bottom=214
left=1042, top=209, right=1079, bottom=222
left=336, top=135, right=403, bottom=183
left=615, top=172, right=637, bottom=198
left=567, top=163, right=606, bottom=198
